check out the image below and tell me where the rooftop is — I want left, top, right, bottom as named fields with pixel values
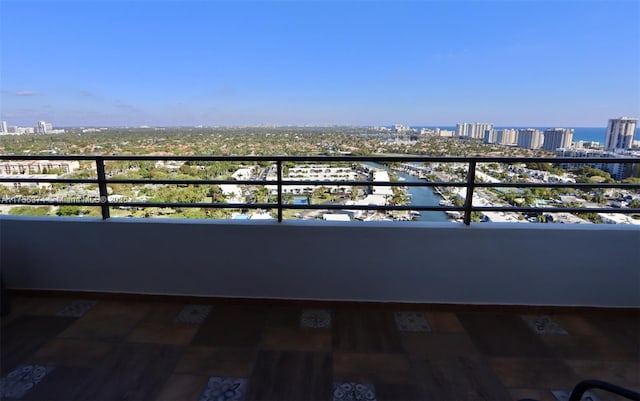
left=1, top=293, right=638, bottom=401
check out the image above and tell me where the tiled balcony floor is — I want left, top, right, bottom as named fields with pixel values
left=1, top=294, right=638, bottom=401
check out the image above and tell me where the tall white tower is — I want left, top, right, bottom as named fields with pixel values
left=605, top=117, right=637, bottom=151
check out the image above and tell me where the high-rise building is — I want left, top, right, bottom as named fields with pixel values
left=517, top=128, right=544, bottom=149
left=456, top=122, right=493, bottom=139
left=496, top=129, right=518, bottom=146
left=605, top=117, right=638, bottom=151
left=0, top=121, right=7, bottom=133
left=35, top=121, right=48, bottom=134
left=542, top=128, right=574, bottom=151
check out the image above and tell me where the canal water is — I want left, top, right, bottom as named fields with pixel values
left=365, top=162, right=448, bottom=222
left=394, top=170, right=449, bottom=222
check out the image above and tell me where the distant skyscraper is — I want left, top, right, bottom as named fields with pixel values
left=605, top=117, right=637, bottom=151
left=517, top=128, right=544, bottom=149
left=542, top=128, right=574, bottom=151
left=36, top=121, right=46, bottom=134
left=456, top=122, right=493, bottom=139
left=0, top=121, right=7, bottom=133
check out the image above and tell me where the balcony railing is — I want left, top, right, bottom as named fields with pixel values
left=1, top=155, right=639, bottom=225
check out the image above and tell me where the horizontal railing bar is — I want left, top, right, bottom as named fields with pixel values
left=1, top=154, right=639, bottom=164
left=469, top=206, right=640, bottom=214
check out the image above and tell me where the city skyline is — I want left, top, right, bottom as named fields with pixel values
left=1, top=1, right=639, bottom=127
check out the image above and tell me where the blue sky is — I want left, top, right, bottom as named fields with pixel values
left=1, top=0, right=638, bottom=127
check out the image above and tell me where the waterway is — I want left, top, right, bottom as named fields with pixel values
left=394, top=170, right=449, bottom=222
left=366, top=162, right=448, bottom=222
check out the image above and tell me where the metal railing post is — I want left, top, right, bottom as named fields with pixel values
left=463, top=160, right=477, bottom=226
left=95, top=157, right=110, bottom=220
left=277, top=160, right=283, bottom=222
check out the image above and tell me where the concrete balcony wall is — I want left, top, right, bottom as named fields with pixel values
left=1, top=216, right=639, bottom=307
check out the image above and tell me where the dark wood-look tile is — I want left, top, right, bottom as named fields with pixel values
left=457, top=313, right=554, bottom=358
left=267, top=307, right=302, bottom=328
left=127, top=322, right=199, bottom=345
left=412, top=355, right=511, bottom=401
left=29, top=338, right=112, bottom=368
left=508, top=388, right=557, bottom=401
left=333, top=352, right=413, bottom=384
left=175, top=346, right=256, bottom=377
left=375, top=382, right=426, bottom=401
left=58, top=301, right=152, bottom=341
left=565, top=360, right=640, bottom=389
left=72, top=342, right=184, bottom=401
left=401, top=332, right=481, bottom=359
left=553, top=315, right=603, bottom=336
left=333, top=309, right=403, bottom=353
left=191, top=305, right=267, bottom=347
left=585, top=313, right=640, bottom=358
left=542, top=335, right=637, bottom=361
left=155, top=374, right=209, bottom=401
left=0, top=315, right=77, bottom=374
left=424, top=312, right=465, bottom=333
left=21, top=366, right=92, bottom=401
left=262, top=327, right=331, bottom=351
left=246, top=350, right=331, bottom=401
left=3, top=296, right=74, bottom=317
left=488, top=357, right=580, bottom=389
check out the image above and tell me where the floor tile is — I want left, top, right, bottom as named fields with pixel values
left=155, top=374, right=209, bottom=401
left=565, top=360, right=640, bottom=389
left=333, top=352, right=412, bottom=384
left=521, top=315, right=568, bottom=335
left=300, top=309, right=331, bottom=328
left=71, top=342, right=184, bottom=401
left=191, top=305, right=267, bottom=348
left=394, top=312, right=431, bottom=332
left=58, top=301, right=152, bottom=341
left=4, top=297, right=73, bottom=318
left=553, top=315, right=602, bottom=336
left=374, top=382, right=424, bottom=401
left=412, top=355, right=511, bottom=401
left=457, top=312, right=554, bottom=358
left=55, top=300, right=97, bottom=318
left=199, top=377, right=248, bottom=401
left=20, top=366, right=92, bottom=401
left=267, top=307, right=301, bottom=328
left=542, top=335, right=636, bottom=361
left=585, top=313, right=640, bottom=359
left=508, top=388, right=558, bottom=401
left=1, top=315, right=77, bottom=375
left=332, top=382, right=376, bottom=401
left=488, top=357, right=580, bottom=389
left=175, top=305, right=213, bottom=324
left=175, top=346, right=256, bottom=377
left=401, top=332, right=480, bottom=359
left=30, top=338, right=112, bottom=368
left=423, top=312, right=465, bottom=333
left=261, top=327, right=331, bottom=351
left=551, top=389, right=601, bottom=401
left=0, top=364, right=54, bottom=400
left=333, top=310, right=403, bottom=353
left=127, top=322, right=199, bottom=344
left=246, top=350, right=331, bottom=401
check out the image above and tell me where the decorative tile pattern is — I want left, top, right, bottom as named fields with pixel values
left=0, top=364, right=54, bottom=399
left=300, top=309, right=331, bottom=328
left=551, top=389, right=600, bottom=401
left=333, top=382, right=377, bottom=401
left=394, top=312, right=431, bottom=332
left=198, top=377, right=247, bottom=401
left=521, top=315, right=568, bottom=335
left=175, top=305, right=212, bottom=324
left=55, top=300, right=97, bottom=318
